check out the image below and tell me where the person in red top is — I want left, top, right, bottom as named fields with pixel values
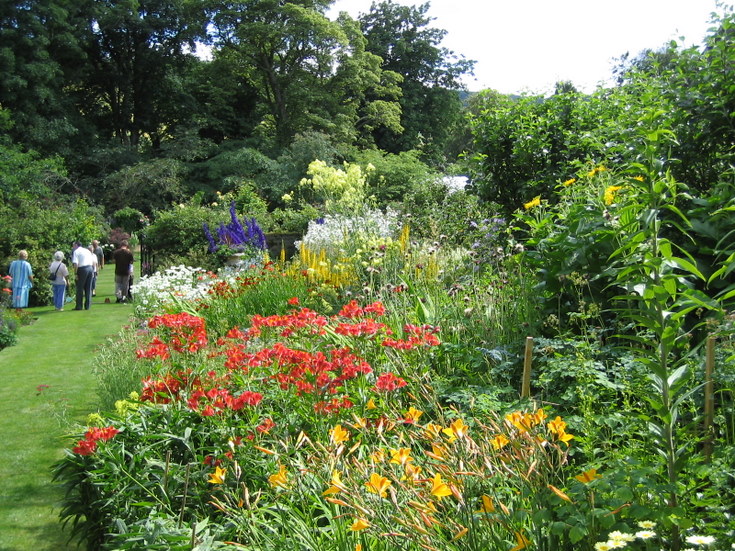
left=112, top=241, right=134, bottom=303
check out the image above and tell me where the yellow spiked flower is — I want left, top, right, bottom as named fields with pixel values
left=208, top=466, right=226, bottom=485
left=365, top=472, right=391, bottom=498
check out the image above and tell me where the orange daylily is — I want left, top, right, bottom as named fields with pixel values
left=365, top=472, right=391, bottom=498
left=429, top=473, right=452, bottom=500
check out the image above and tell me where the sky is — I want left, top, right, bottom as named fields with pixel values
left=328, top=0, right=726, bottom=94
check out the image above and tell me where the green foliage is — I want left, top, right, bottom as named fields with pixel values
left=352, top=148, right=436, bottom=205
left=144, top=201, right=226, bottom=271
left=100, top=158, right=187, bottom=215
left=112, top=207, right=149, bottom=236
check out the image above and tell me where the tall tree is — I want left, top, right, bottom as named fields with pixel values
left=75, top=0, right=209, bottom=149
left=358, top=0, right=474, bottom=159
left=0, top=0, right=85, bottom=155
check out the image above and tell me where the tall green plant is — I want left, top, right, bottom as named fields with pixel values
left=608, top=109, right=722, bottom=550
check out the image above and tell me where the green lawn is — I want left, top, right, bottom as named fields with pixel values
left=0, top=267, right=132, bottom=551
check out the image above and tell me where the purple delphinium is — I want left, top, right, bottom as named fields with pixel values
left=203, top=201, right=267, bottom=253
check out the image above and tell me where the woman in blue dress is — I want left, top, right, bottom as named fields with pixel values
left=8, top=250, right=34, bottom=308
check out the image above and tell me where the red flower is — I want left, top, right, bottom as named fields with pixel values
left=287, top=297, right=300, bottom=305
left=374, top=372, right=407, bottom=392
left=72, top=439, right=97, bottom=456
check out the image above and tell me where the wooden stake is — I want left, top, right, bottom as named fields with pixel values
left=703, top=335, right=715, bottom=461
left=522, top=336, right=533, bottom=398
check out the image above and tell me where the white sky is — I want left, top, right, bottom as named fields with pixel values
left=329, top=0, right=726, bottom=94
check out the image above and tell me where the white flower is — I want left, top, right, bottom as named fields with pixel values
left=594, top=543, right=613, bottom=551
left=685, top=535, right=716, bottom=546
left=635, top=530, right=656, bottom=540
left=607, top=540, right=627, bottom=549
left=637, top=521, right=656, bottom=530
left=608, top=531, right=635, bottom=543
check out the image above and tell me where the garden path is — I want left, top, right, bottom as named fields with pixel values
left=0, top=267, right=132, bottom=551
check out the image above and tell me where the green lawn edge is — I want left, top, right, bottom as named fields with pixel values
left=0, top=267, right=133, bottom=551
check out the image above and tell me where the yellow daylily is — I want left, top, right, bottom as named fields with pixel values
left=423, top=422, right=443, bottom=439
left=322, top=470, right=347, bottom=496
left=268, top=464, right=289, bottom=489
left=389, top=447, right=414, bottom=466
left=510, top=530, right=531, bottom=551
left=575, top=468, right=602, bottom=484
left=366, top=398, right=377, bottom=410
left=478, top=494, right=495, bottom=513
left=547, top=416, right=567, bottom=435
left=490, top=434, right=510, bottom=450
left=350, top=518, right=370, bottom=531
left=404, top=406, right=424, bottom=423
left=370, top=449, right=386, bottom=463
left=208, top=466, right=227, bottom=485
left=330, top=424, right=350, bottom=446
left=365, top=472, right=391, bottom=498
left=429, top=473, right=453, bottom=501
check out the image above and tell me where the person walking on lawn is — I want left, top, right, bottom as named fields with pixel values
left=72, top=241, right=96, bottom=310
left=112, top=241, right=134, bottom=303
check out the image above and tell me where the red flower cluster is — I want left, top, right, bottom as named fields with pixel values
left=248, top=308, right=328, bottom=338
left=373, top=372, right=407, bottom=392
left=240, top=342, right=372, bottom=397
left=137, top=313, right=208, bottom=359
left=338, top=300, right=386, bottom=319
left=381, top=324, right=441, bottom=350
left=72, top=426, right=120, bottom=456
left=140, top=369, right=262, bottom=417
left=334, top=319, right=392, bottom=337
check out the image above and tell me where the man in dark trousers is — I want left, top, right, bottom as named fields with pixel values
left=72, top=241, right=96, bottom=310
left=112, top=241, right=134, bottom=303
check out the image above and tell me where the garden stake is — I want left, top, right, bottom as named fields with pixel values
left=704, top=335, right=715, bottom=461
left=178, top=463, right=191, bottom=528
left=522, top=336, right=533, bottom=398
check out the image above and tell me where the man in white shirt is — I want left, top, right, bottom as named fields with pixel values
left=72, top=241, right=96, bottom=310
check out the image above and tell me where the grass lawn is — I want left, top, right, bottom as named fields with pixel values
left=0, top=267, right=133, bottom=551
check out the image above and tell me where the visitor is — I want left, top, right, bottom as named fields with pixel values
left=91, top=240, right=105, bottom=296
left=72, top=241, right=96, bottom=310
left=49, top=251, right=69, bottom=311
left=112, top=241, right=134, bottom=303
left=8, top=250, right=34, bottom=308
left=88, top=244, right=99, bottom=297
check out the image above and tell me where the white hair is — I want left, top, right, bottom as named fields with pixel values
left=54, top=251, right=65, bottom=261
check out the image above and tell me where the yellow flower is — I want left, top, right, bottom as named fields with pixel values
left=604, top=185, right=624, bottom=205
left=563, top=178, right=576, bottom=187
left=449, top=418, right=468, bottom=438
left=477, top=494, right=495, bottom=513
left=208, top=466, right=227, bottom=485
left=366, top=398, right=377, bottom=410
left=268, top=464, right=289, bottom=488
left=452, top=526, right=469, bottom=541
left=402, top=463, right=423, bottom=483
left=510, top=530, right=531, bottom=551
left=556, top=429, right=575, bottom=446
left=505, top=411, right=529, bottom=432
left=365, top=472, right=391, bottom=498
left=404, top=406, right=423, bottom=423
left=350, top=518, right=370, bottom=531
left=633, top=175, right=644, bottom=182
left=575, top=468, right=602, bottom=484
left=547, top=416, right=567, bottom=435
left=330, top=424, right=350, bottom=446
left=429, top=473, right=453, bottom=500
left=423, top=422, right=443, bottom=439
left=491, top=434, right=510, bottom=450
left=370, top=449, right=386, bottom=463
left=523, top=195, right=541, bottom=210
left=389, top=447, right=414, bottom=466
left=322, top=470, right=347, bottom=496
left=427, top=443, right=447, bottom=461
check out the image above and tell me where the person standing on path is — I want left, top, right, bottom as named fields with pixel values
left=72, top=241, right=96, bottom=310
left=8, top=250, right=33, bottom=308
left=112, top=241, right=134, bottom=303
left=49, top=251, right=69, bottom=311
left=91, top=240, right=104, bottom=296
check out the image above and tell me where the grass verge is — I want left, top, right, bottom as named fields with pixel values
left=0, top=267, right=133, bottom=551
